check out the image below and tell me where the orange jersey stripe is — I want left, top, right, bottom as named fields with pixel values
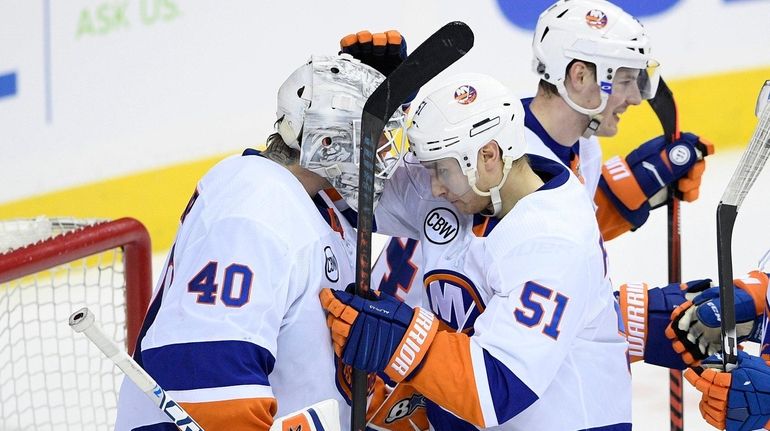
left=180, top=397, right=276, bottom=430
left=472, top=217, right=489, bottom=237
left=409, top=332, right=486, bottom=427
left=594, top=187, right=634, bottom=241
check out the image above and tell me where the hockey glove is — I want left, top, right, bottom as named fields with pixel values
left=339, top=30, right=415, bottom=107
left=599, top=132, right=714, bottom=229
left=618, top=280, right=711, bottom=369
left=319, top=287, right=438, bottom=383
left=685, top=351, right=770, bottom=431
left=666, top=271, right=769, bottom=366
left=340, top=30, right=407, bottom=78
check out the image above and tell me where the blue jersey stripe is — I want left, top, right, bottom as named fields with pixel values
left=133, top=423, right=178, bottom=431
left=142, top=340, right=275, bottom=391
left=308, top=407, right=324, bottom=429
left=483, top=349, right=538, bottom=424
left=134, top=245, right=176, bottom=368
left=425, top=399, right=478, bottom=431
left=582, top=423, right=632, bottom=431
left=529, top=154, right=571, bottom=191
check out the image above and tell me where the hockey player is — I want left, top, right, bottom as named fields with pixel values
left=348, top=0, right=715, bottom=371
left=322, top=74, right=633, bottom=430
left=527, top=0, right=713, bottom=239
left=113, top=54, right=408, bottom=430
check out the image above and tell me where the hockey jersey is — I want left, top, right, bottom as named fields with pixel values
left=114, top=153, right=356, bottom=430
left=374, top=155, right=631, bottom=430
left=372, top=96, right=608, bottom=307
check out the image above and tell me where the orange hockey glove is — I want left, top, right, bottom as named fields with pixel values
left=685, top=351, right=770, bottom=431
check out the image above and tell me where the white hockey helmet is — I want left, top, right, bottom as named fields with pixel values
left=408, top=73, right=526, bottom=216
left=276, top=54, right=406, bottom=210
left=532, top=0, right=660, bottom=116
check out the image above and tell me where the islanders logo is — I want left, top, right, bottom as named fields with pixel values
left=586, top=9, right=608, bottom=29
left=424, top=269, right=485, bottom=333
left=454, top=85, right=477, bottom=105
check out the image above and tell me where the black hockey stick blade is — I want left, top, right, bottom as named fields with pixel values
left=352, top=21, right=474, bottom=431
left=716, top=202, right=739, bottom=369
left=648, top=78, right=679, bottom=142
left=648, top=77, right=685, bottom=431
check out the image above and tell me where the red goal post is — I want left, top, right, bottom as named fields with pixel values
left=0, top=217, right=152, bottom=430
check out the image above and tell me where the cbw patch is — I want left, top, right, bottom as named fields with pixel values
left=424, top=207, right=459, bottom=244
left=324, top=246, right=339, bottom=282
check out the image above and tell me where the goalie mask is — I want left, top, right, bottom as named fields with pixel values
left=275, top=54, right=406, bottom=211
left=407, top=73, right=526, bottom=217
left=532, top=0, right=660, bottom=117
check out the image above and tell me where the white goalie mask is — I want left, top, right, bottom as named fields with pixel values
left=407, top=73, right=527, bottom=216
left=276, top=54, right=406, bottom=211
left=532, top=0, right=660, bottom=116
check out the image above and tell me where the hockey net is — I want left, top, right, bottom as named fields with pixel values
left=0, top=217, right=152, bottom=431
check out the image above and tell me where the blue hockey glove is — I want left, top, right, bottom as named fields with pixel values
left=319, top=287, right=438, bottom=383
left=599, top=132, right=714, bottom=229
left=686, top=351, right=770, bottom=431
left=619, top=279, right=710, bottom=369
left=667, top=271, right=768, bottom=366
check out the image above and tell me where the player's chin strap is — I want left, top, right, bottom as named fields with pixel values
left=469, top=157, right=513, bottom=217
left=556, top=82, right=606, bottom=139
left=582, top=116, right=601, bottom=139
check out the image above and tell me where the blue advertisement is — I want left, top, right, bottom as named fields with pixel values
left=0, top=72, right=17, bottom=100
left=495, top=0, right=753, bottom=30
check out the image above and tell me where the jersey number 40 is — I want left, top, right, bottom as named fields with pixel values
left=188, top=261, right=253, bottom=307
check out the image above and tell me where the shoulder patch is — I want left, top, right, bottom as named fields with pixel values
left=423, top=207, right=459, bottom=244
left=324, top=246, right=339, bottom=282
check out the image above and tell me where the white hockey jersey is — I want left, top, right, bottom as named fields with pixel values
left=372, top=97, right=606, bottom=307
left=374, top=154, right=631, bottom=430
left=520, top=97, right=604, bottom=199
left=114, top=153, right=356, bottom=430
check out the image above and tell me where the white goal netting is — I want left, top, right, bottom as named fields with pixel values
left=0, top=217, right=150, bottom=431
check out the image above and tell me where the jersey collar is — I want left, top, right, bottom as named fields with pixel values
left=521, top=97, right=580, bottom=167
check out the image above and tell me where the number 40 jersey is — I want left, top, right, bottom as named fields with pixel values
left=373, top=154, right=632, bottom=431
left=114, top=154, right=355, bottom=430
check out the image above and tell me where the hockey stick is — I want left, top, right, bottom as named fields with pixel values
left=717, top=79, right=770, bottom=370
left=648, top=78, right=684, bottom=431
left=352, top=21, right=474, bottom=431
left=69, top=307, right=205, bottom=431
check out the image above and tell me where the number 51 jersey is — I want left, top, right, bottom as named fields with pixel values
left=374, top=154, right=632, bottom=430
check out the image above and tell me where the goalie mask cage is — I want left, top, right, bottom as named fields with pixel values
left=0, top=217, right=152, bottom=431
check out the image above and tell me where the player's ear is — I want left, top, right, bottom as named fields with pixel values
left=567, top=61, right=594, bottom=91
left=478, top=140, right=502, bottom=169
